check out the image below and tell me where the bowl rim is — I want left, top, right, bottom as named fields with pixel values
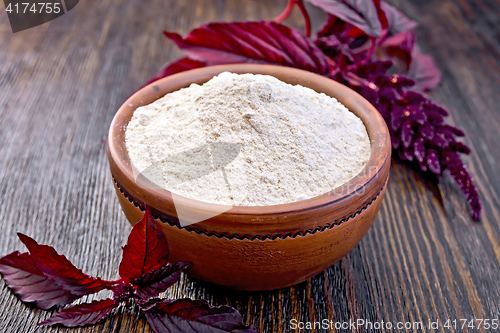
left=108, top=64, right=390, bottom=219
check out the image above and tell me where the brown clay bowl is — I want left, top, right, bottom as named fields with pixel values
left=107, top=64, right=391, bottom=291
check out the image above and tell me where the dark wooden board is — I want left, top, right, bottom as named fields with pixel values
left=0, top=0, right=499, bottom=332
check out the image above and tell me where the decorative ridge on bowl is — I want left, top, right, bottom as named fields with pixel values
left=113, top=176, right=388, bottom=240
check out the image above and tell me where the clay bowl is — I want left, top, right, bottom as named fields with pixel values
left=108, top=64, right=391, bottom=291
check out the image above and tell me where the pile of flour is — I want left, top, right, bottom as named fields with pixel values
left=125, top=72, right=371, bottom=206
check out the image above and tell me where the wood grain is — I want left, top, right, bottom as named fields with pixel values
left=0, top=0, right=499, bottom=332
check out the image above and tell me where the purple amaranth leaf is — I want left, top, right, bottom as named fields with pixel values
left=132, top=262, right=190, bottom=300
left=119, top=206, right=170, bottom=283
left=341, top=71, right=371, bottom=86
left=432, top=132, right=450, bottom=149
left=355, top=60, right=393, bottom=80
left=408, top=49, right=442, bottom=91
left=358, top=83, right=380, bottom=105
left=315, top=34, right=357, bottom=62
left=145, top=57, right=206, bottom=87
left=144, top=298, right=261, bottom=333
left=16, top=234, right=111, bottom=297
left=38, top=299, right=117, bottom=327
left=340, top=72, right=380, bottom=105
left=441, top=124, right=465, bottom=137
left=389, top=105, right=405, bottom=131
left=443, top=151, right=481, bottom=221
left=420, top=123, right=435, bottom=140
left=425, top=102, right=449, bottom=116
left=379, top=85, right=397, bottom=100
left=419, top=158, right=428, bottom=172
left=0, top=233, right=114, bottom=310
left=401, top=90, right=427, bottom=106
left=380, top=1, right=418, bottom=35
left=317, top=14, right=344, bottom=37
left=391, top=130, right=401, bottom=149
left=401, top=119, right=414, bottom=148
left=426, top=149, right=441, bottom=175
left=304, top=0, right=386, bottom=37
left=399, top=146, right=414, bottom=161
left=381, top=30, right=414, bottom=51
left=451, top=141, right=471, bottom=154
left=414, top=137, right=426, bottom=163
left=380, top=30, right=415, bottom=71
left=426, top=110, right=447, bottom=123
left=380, top=31, right=439, bottom=90
left=111, top=282, right=135, bottom=303
left=0, top=251, right=82, bottom=309
left=412, top=106, right=427, bottom=125
left=376, top=100, right=390, bottom=120
left=384, top=74, right=415, bottom=89
left=164, top=21, right=330, bottom=75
